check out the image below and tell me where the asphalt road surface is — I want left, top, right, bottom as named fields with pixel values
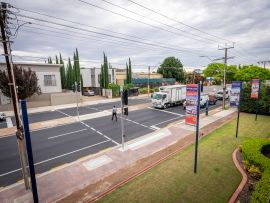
left=0, top=99, right=222, bottom=186
left=10, top=97, right=151, bottom=125
left=0, top=121, right=7, bottom=129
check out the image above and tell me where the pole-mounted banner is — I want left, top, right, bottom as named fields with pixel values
left=230, top=81, right=242, bottom=138
left=251, top=79, right=260, bottom=121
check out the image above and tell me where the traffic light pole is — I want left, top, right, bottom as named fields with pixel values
left=75, top=81, right=80, bottom=119
left=120, top=86, right=125, bottom=150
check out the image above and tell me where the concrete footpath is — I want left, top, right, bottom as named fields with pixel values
left=0, top=109, right=236, bottom=203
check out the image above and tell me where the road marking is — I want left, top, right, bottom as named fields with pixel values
left=79, top=120, right=120, bottom=145
left=6, top=117, right=13, bottom=128
left=152, top=116, right=183, bottom=127
left=147, top=107, right=184, bottom=116
left=47, top=128, right=88, bottom=140
left=84, top=106, right=100, bottom=111
left=150, top=126, right=160, bottom=130
left=119, top=116, right=153, bottom=130
left=55, top=109, right=72, bottom=118
left=0, top=140, right=111, bottom=177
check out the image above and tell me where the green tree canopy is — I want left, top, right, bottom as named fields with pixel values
left=157, top=57, right=185, bottom=82
left=203, top=63, right=238, bottom=83
left=234, top=65, right=270, bottom=81
left=0, top=65, right=41, bottom=99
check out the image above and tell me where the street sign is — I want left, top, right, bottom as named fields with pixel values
left=251, top=79, right=260, bottom=99
left=230, top=81, right=242, bottom=107
left=185, top=84, right=199, bottom=125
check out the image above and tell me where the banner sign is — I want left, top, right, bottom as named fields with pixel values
left=230, top=81, right=242, bottom=107
left=251, top=79, right=260, bottom=99
left=185, top=84, right=198, bottom=125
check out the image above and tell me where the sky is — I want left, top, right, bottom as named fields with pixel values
left=2, top=0, right=270, bottom=71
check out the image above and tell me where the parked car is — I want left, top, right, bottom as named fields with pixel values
left=208, top=94, right=217, bottom=105
left=84, top=90, right=95, bottom=96
left=215, top=90, right=229, bottom=100
left=0, top=112, right=6, bottom=121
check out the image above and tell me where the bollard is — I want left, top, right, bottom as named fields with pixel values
left=205, top=100, right=209, bottom=116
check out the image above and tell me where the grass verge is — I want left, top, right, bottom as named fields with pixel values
left=98, top=113, right=270, bottom=203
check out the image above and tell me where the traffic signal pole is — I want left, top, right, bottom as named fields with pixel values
left=0, top=2, right=30, bottom=189
left=120, top=86, right=125, bottom=150
left=75, top=81, right=80, bottom=119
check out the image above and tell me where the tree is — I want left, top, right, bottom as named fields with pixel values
left=234, top=65, right=270, bottom=81
left=59, top=53, right=66, bottom=89
left=157, top=57, right=185, bottom=82
left=203, top=63, right=238, bottom=83
left=128, top=57, right=132, bottom=83
left=0, top=65, right=41, bottom=99
left=66, top=57, right=74, bottom=89
left=125, top=62, right=129, bottom=84
left=55, top=55, right=59, bottom=64
left=100, top=52, right=109, bottom=89
left=47, top=57, right=53, bottom=64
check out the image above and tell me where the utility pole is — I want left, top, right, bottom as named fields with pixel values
left=0, top=2, right=30, bottom=189
left=148, top=66, right=150, bottom=97
left=257, top=60, right=270, bottom=68
left=218, top=43, right=234, bottom=110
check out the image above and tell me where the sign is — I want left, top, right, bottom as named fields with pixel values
left=206, top=77, right=214, bottom=81
left=251, top=79, right=260, bottom=99
left=230, top=81, right=242, bottom=107
left=185, top=84, right=198, bottom=125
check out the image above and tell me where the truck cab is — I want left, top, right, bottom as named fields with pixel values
left=151, top=92, right=169, bottom=109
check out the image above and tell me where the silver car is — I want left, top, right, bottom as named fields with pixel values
left=84, top=90, right=95, bottom=96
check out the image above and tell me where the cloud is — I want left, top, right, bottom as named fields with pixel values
left=1, top=0, right=269, bottom=70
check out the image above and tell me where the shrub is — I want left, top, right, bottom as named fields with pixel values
left=248, top=165, right=262, bottom=179
left=108, top=83, right=120, bottom=97
left=240, top=83, right=270, bottom=115
left=242, top=138, right=270, bottom=203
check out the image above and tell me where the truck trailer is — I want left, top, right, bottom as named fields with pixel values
left=151, top=85, right=186, bottom=109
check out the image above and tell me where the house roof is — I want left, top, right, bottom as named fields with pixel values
left=0, top=62, right=62, bottom=68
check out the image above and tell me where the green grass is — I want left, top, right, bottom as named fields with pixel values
left=98, top=113, right=270, bottom=203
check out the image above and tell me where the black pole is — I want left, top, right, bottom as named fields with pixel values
left=255, top=80, right=260, bottom=121
left=21, top=100, right=39, bottom=203
left=194, top=82, right=201, bottom=174
left=235, top=81, right=242, bottom=138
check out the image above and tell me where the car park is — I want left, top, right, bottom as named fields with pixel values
left=84, top=90, right=95, bottom=96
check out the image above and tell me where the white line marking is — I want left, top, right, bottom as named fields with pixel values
left=47, top=129, right=87, bottom=139
left=147, top=107, right=184, bottom=116
left=150, top=126, right=160, bottom=130
left=152, top=117, right=182, bottom=127
left=6, top=117, right=13, bottom=128
left=55, top=109, right=72, bottom=117
left=0, top=140, right=111, bottom=177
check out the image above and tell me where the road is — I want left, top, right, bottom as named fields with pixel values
left=0, top=98, right=222, bottom=186
left=10, top=97, right=151, bottom=125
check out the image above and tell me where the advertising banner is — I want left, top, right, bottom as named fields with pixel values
left=251, top=79, right=260, bottom=99
left=185, top=84, right=198, bottom=125
left=230, top=81, right=242, bottom=107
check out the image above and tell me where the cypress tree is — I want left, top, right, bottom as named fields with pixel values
left=76, top=48, right=80, bottom=83
left=55, top=55, right=59, bottom=64
left=59, top=53, right=66, bottom=89
left=126, top=62, right=129, bottom=84
left=128, top=57, right=132, bottom=84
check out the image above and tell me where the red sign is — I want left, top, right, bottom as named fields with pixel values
left=251, top=79, right=260, bottom=99
left=185, top=84, right=198, bottom=125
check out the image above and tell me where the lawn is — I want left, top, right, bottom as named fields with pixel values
left=98, top=113, right=270, bottom=203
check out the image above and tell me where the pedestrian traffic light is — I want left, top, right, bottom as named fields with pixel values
left=77, top=82, right=81, bottom=92
left=72, top=84, right=76, bottom=93
left=122, top=89, right=128, bottom=105
left=124, top=106, right=128, bottom=116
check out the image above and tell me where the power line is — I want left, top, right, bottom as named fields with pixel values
left=17, top=13, right=203, bottom=55
left=99, top=0, right=218, bottom=43
left=77, top=0, right=214, bottom=44
left=126, top=0, right=233, bottom=43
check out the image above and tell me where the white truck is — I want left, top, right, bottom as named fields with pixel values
left=151, top=85, right=186, bottom=109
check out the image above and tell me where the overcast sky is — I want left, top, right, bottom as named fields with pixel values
left=2, top=0, right=270, bottom=71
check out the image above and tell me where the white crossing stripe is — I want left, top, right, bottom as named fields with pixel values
left=6, top=117, right=13, bottom=128
left=47, top=129, right=88, bottom=139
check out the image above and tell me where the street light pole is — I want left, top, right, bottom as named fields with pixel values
left=120, top=86, right=125, bottom=150
left=148, top=66, right=150, bottom=97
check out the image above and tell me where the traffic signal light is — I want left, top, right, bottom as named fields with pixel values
left=124, top=107, right=128, bottom=116
left=122, top=89, right=128, bottom=105
left=72, top=84, right=76, bottom=93
left=77, top=82, right=81, bottom=92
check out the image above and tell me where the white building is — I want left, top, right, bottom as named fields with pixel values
left=0, top=62, right=62, bottom=104
left=81, top=67, right=116, bottom=94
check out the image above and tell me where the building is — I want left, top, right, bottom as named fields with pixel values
left=115, top=69, right=163, bottom=85
left=0, top=62, right=62, bottom=105
left=81, top=67, right=116, bottom=94
left=184, top=66, right=206, bottom=74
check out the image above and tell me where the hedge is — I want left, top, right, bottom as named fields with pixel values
left=240, top=83, right=270, bottom=115
left=242, top=138, right=270, bottom=203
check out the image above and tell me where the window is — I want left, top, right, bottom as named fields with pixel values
left=44, top=75, right=56, bottom=86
